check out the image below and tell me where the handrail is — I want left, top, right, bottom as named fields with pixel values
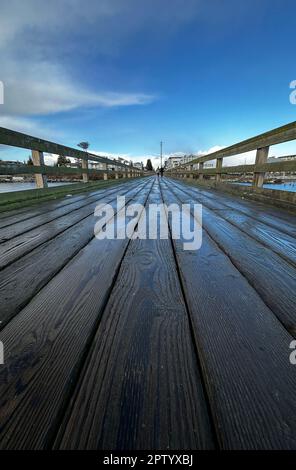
left=0, top=126, right=132, bottom=168
left=167, top=121, right=296, bottom=188
left=185, top=121, right=296, bottom=165
left=0, top=126, right=143, bottom=187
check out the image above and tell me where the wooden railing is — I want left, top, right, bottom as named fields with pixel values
left=0, top=127, right=143, bottom=188
left=166, top=121, right=296, bottom=188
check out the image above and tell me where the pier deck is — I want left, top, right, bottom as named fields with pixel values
left=0, top=176, right=296, bottom=450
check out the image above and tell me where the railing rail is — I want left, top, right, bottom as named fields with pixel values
left=0, top=127, right=143, bottom=188
left=166, top=121, right=296, bottom=188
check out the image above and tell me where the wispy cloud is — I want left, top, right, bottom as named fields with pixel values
left=0, top=0, right=167, bottom=136
left=2, top=71, right=156, bottom=116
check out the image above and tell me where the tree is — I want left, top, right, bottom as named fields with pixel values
left=77, top=141, right=90, bottom=151
left=146, top=159, right=153, bottom=171
left=57, top=155, right=71, bottom=167
left=27, top=156, right=33, bottom=166
left=77, top=142, right=90, bottom=167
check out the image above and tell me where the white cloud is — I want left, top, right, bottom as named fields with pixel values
left=0, top=0, right=163, bottom=133
left=0, top=61, right=155, bottom=117
left=0, top=0, right=200, bottom=119
left=0, top=115, right=41, bottom=134
left=0, top=0, right=201, bottom=51
left=0, top=114, right=67, bottom=143
left=44, top=154, right=59, bottom=166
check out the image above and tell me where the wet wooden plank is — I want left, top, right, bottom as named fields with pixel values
left=0, top=181, right=139, bottom=228
left=0, top=179, right=151, bottom=328
left=0, top=179, right=145, bottom=269
left=56, top=183, right=214, bottom=450
left=0, top=180, right=139, bottom=241
left=170, top=178, right=296, bottom=237
left=0, top=190, right=102, bottom=229
left=167, top=180, right=296, bottom=266
left=164, top=179, right=296, bottom=335
left=0, top=181, right=153, bottom=450
left=160, top=179, right=296, bottom=450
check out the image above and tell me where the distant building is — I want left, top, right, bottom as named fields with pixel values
left=165, top=155, right=184, bottom=169
left=88, top=162, right=107, bottom=170
left=268, top=155, right=296, bottom=162
left=181, top=154, right=215, bottom=170
left=267, top=155, right=296, bottom=177
left=0, top=160, right=23, bottom=166
left=134, top=162, right=144, bottom=170
left=164, top=153, right=216, bottom=170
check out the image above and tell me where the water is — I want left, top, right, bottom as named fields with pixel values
left=0, top=182, right=77, bottom=194
left=234, top=182, right=296, bottom=192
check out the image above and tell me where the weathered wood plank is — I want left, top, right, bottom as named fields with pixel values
left=0, top=180, right=146, bottom=269
left=163, top=179, right=296, bottom=335
left=178, top=121, right=296, bottom=166
left=56, top=182, right=214, bottom=450
left=0, top=184, right=122, bottom=229
left=0, top=179, right=137, bottom=228
left=0, top=194, right=88, bottom=229
left=160, top=178, right=296, bottom=449
left=170, top=178, right=296, bottom=237
left=0, top=179, right=151, bottom=328
left=0, top=180, right=154, bottom=449
left=167, top=180, right=296, bottom=266
left=0, top=126, right=131, bottom=169
left=0, top=179, right=140, bottom=241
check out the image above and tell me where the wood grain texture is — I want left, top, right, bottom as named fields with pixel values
left=0, top=179, right=151, bottom=328
left=0, top=180, right=139, bottom=241
left=0, top=180, right=146, bottom=269
left=0, top=180, right=154, bottom=449
left=56, top=183, right=214, bottom=450
left=0, top=175, right=296, bottom=450
left=0, top=188, right=111, bottom=229
left=168, top=180, right=296, bottom=266
left=171, top=178, right=296, bottom=238
left=169, top=121, right=296, bottom=166
left=160, top=178, right=296, bottom=449
left=165, top=179, right=296, bottom=335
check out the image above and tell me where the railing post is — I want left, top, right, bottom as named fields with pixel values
left=199, top=162, right=204, bottom=180
left=102, top=163, right=108, bottom=181
left=253, top=146, right=269, bottom=188
left=31, top=150, right=48, bottom=189
left=82, top=157, right=89, bottom=183
left=216, top=157, right=223, bottom=182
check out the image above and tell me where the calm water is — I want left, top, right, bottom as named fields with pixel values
left=0, top=182, right=76, bottom=193
left=234, top=182, right=296, bottom=192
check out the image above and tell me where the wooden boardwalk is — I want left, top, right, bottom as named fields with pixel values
left=0, top=176, right=296, bottom=450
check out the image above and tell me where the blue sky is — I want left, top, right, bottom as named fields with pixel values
left=0, top=0, right=296, bottom=166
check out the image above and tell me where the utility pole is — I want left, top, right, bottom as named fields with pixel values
left=160, top=141, right=163, bottom=170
